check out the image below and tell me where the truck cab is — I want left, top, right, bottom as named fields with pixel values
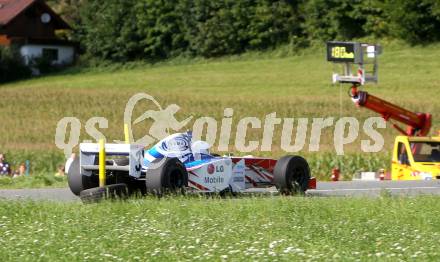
left=391, top=136, right=440, bottom=180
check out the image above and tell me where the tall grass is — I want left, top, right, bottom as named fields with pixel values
left=307, top=152, right=389, bottom=180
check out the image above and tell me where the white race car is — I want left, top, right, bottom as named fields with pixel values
left=66, top=132, right=315, bottom=202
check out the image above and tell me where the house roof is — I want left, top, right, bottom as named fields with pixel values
left=0, top=0, right=70, bottom=29
left=0, top=0, right=34, bottom=25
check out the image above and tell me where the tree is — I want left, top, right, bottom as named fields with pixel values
left=77, top=0, right=143, bottom=62
left=387, top=0, right=440, bottom=44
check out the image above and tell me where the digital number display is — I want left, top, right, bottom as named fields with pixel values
left=326, top=42, right=360, bottom=63
left=331, top=46, right=354, bottom=59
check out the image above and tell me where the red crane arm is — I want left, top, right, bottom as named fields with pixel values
left=350, top=86, right=431, bottom=136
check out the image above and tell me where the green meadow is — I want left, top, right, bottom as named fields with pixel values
left=1, top=196, right=440, bottom=261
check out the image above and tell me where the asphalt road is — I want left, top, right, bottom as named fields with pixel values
left=309, top=180, right=440, bottom=197
left=1, top=180, right=440, bottom=202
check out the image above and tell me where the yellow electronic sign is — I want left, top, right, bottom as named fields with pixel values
left=326, top=42, right=361, bottom=63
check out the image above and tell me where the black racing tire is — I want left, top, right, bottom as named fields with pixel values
left=219, top=185, right=238, bottom=198
left=67, top=157, right=98, bottom=196
left=145, top=158, right=188, bottom=196
left=79, top=183, right=129, bottom=203
left=68, top=174, right=97, bottom=196
left=274, top=155, right=311, bottom=195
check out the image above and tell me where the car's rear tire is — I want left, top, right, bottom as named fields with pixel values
left=274, top=155, right=310, bottom=194
left=145, top=158, right=188, bottom=196
left=67, top=157, right=98, bottom=196
left=79, top=183, right=129, bottom=203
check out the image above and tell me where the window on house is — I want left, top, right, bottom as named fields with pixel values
left=42, top=48, right=58, bottom=62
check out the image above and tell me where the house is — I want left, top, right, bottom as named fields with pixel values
left=0, top=0, right=75, bottom=66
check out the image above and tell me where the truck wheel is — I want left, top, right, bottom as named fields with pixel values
left=67, top=157, right=97, bottom=196
left=145, top=158, right=188, bottom=196
left=274, top=155, right=310, bottom=194
left=79, top=183, right=129, bottom=203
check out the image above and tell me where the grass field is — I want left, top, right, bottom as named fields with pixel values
left=0, top=174, right=66, bottom=189
left=1, top=40, right=439, bottom=181
left=0, top=195, right=440, bottom=261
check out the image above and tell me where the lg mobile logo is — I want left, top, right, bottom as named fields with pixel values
left=205, top=163, right=225, bottom=184
left=207, top=164, right=224, bottom=174
left=55, top=92, right=386, bottom=158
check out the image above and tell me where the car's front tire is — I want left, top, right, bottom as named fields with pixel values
left=145, top=158, right=188, bottom=196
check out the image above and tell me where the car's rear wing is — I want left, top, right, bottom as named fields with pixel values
left=79, top=143, right=145, bottom=178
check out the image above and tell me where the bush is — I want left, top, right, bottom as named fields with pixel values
left=301, top=0, right=388, bottom=42
left=0, top=46, right=31, bottom=83
left=77, top=0, right=305, bottom=60
left=29, top=56, right=57, bottom=75
left=77, top=0, right=143, bottom=62
left=386, top=0, right=440, bottom=44
left=186, top=0, right=304, bottom=57
left=74, top=0, right=440, bottom=62
left=136, top=0, right=188, bottom=59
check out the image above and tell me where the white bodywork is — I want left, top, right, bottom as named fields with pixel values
left=79, top=143, right=145, bottom=178
left=187, top=158, right=233, bottom=192
left=68, top=132, right=279, bottom=193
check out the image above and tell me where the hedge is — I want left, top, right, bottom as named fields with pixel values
left=62, top=0, right=440, bottom=61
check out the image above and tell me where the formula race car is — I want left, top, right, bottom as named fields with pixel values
left=66, top=132, right=316, bottom=202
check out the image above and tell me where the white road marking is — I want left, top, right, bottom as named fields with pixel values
left=312, top=186, right=440, bottom=192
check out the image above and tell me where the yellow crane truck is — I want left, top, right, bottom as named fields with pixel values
left=327, top=41, right=439, bottom=180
